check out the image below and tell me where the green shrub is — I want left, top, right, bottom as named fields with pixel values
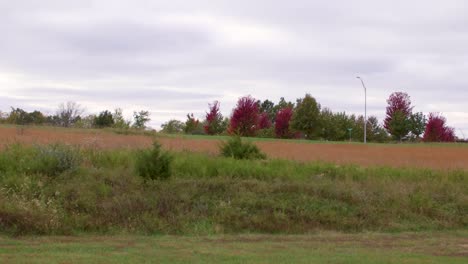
left=135, top=142, right=172, bottom=181
left=256, top=128, right=275, bottom=138
left=220, top=136, right=266, bottom=160
left=0, top=143, right=81, bottom=176
left=35, top=144, right=82, bottom=176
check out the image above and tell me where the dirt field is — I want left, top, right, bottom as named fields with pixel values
left=1, top=126, right=468, bottom=170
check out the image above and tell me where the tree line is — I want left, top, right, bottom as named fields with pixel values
left=161, top=92, right=457, bottom=143
left=0, top=102, right=151, bottom=130
left=0, top=92, right=459, bottom=143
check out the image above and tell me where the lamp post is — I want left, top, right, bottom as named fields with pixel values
left=356, top=76, right=367, bottom=144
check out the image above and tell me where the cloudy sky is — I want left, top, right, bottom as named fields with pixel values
left=1, top=0, right=467, bottom=136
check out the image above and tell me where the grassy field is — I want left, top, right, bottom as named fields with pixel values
left=0, top=126, right=467, bottom=262
left=2, top=125, right=468, bottom=170
left=1, top=231, right=467, bottom=263
left=0, top=143, right=466, bottom=235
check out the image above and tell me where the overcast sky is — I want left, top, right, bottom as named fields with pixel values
left=1, top=0, right=467, bottom=136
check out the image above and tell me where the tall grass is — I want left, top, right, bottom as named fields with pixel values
left=0, top=143, right=466, bottom=235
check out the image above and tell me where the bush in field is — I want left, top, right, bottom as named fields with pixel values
left=0, top=143, right=81, bottom=176
left=135, top=142, right=172, bottom=181
left=423, top=113, right=455, bottom=142
left=275, top=107, right=293, bottom=138
left=256, top=128, right=275, bottom=138
left=35, top=144, right=82, bottom=176
left=220, top=136, right=266, bottom=160
left=229, top=96, right=260, bottom=137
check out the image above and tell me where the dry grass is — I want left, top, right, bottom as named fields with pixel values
left=1, top=126, right=468, bottom=170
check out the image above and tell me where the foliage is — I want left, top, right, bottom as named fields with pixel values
left=133, top=110, right=151, bottom=129
left=256, top=128, right=275, bottom=138
left=409, top=112, right=427, bottom=139
left=160, top=119, right=185, bottom=134
left=6, top=107, right=31, bottom=125
left=54, top=101, right=84, bottom=127
left=135, top=142, right=173, bottom=181
left=35, top=144, right=82, bottom=176
left=229, top=95, right=260, bottom=137
left=366, top=116, right=389, bottom=143
left=258, top=112, right=272, bottom=129
left=258, top=99, right=276, bottom=123
left=112, top=108, right=131, bottom=129
left=388, top=110, right=411, bottom=141
left=291, top=94, right=321, bottom=139
left=319, top=109, right=353, bottom=141
left=93, top=110, right=114, bottom=128
left=204, top=101, right=225, bottom=135
left=384, top=92, right=412, bottom=140
left=220, top=136, right=266, bottom=160
left=5, top=108, right=46, bottom=125
left=184, top=113, right=203, bottom=134
left=275, top=107, right=293, bottom=138
left=423, top=113, right=456, bottom=142
left=74, top=115, right=95, bottom=129
left=0, top=143, right=81, bottom=177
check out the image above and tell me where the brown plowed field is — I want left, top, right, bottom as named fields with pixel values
left=1, top=126, right=468, bottom=170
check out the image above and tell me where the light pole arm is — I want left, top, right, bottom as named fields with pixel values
left=356, top=77, right=367, bottom=144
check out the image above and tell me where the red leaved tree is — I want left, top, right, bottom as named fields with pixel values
left=384, top=92, right=413, bottom=140
left=258, top=112, right=272, bottom=129
left=423, top=113, right=455, bottom=142
left=229, top=95, right=260, bottom=137
left=275, top=107, right=293, bottom=138
left=204, top=101, right=224, bottom=135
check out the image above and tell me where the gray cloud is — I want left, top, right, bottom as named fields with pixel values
left=0, top=0, right=467, bottom=135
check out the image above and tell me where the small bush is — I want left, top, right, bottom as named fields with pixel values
left=220, top=137, right=266, bottom=160
left=35, top=144, right=82, bottom=176
left=135, top=142, right=172, bottom=181
left=0, top=143, right=81, bottom=176
left=256, top=128, right=274, bottom=138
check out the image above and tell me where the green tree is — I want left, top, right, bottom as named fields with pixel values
left=291, top=94, right=321, bottom=139
left=320, top=110, right=355, bottom=141
left=184, top=113, right=204, bottom=134
left=28, top=111, right=46, bottom=125
left=94, top=110, right=114, bottom=128
left=55, top=102, right=84, bottom=127
left=388, top=110, right=411, bottom=141
left=133, top=110, right=151, bottom=129
left=112, top=108, right=130, bottom=129
left=160, top=119, right=185, bottom=134
left=258, top=99, right=276, bottom=122
left=384, top=92, right=412, bottom=141
left=272, top=97, right=294, bottom=121
left=74, top=115, right=95, bottom=128
left=409, top=112, right=426, bottom=140
left=7, top=107, right=32, bottom=125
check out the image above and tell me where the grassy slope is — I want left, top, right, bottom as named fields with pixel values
left=0, top=144, right=466, bottom=235
left=1, top=231, right=467, bottom=263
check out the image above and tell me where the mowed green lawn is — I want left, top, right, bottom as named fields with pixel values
left=1, top=231, right=466, bottom=264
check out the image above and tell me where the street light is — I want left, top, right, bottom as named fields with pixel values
left=356, top=76, right=367, bottom=144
